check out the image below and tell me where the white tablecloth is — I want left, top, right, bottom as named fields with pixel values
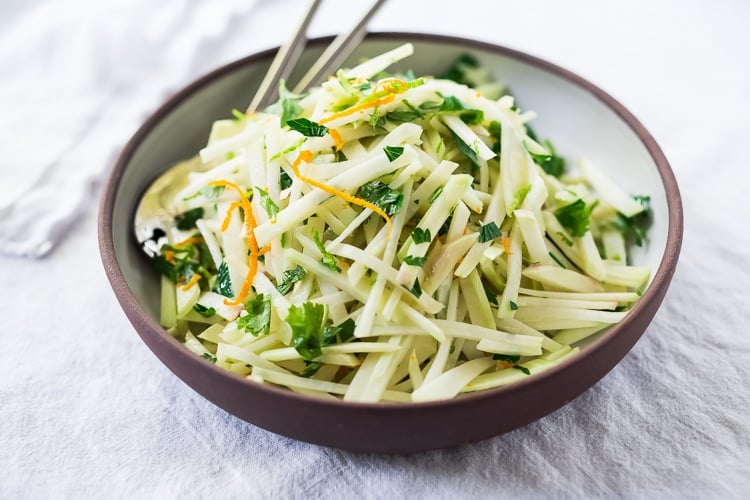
left=2, top=0, right=749, bottom=497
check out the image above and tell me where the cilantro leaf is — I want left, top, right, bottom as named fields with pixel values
left=492, top=353, right=520, bottom=363
left=485, top=288, right=498, bottom=306
left=450, top=130, right=480, bottom=167
left=276, top=265, right=306, bottom=295
left=383, top=146, right=404, bottom=162
left=287, top=302, right=328, bottom=361
left=286, top=117, right=328, bottom=137
left=488, top=120, right=502, bottom=154
left=277, top=80, right=303, bottom=125
left=554, top=198, right=598, bottom=237
left=175, top=207, right=204, bottom=230
left=358, top=180, right=404, bottom=217
left=531, top=139, right=565, bottom=177
left=478, top=221, right=501, bottom=243
left=439, top=95, right=465, bottom=112
left=212, top=261, right=233, bottom=298
left=386, top=100, right=425, bottom=122
left=411, top=227, right=432, bottom=244
left=403, top=255, right=427, bottom=266
left=255, top=187, right=279, bottom=220
left=612, top=195, right=652, bottom=247
left=312, top=229, right=341, bottom=272
left=459, top=109, right=484, bottom=125
left=407, top=278, right=423, bottom=298
left=193, top=304, right=216, bottom=318
left=280, top=169, right=292, bottom=190
left=238, top=294, right=271, bottom=336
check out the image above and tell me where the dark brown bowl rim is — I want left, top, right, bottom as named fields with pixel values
left=98, top=32, right=683, bottom=415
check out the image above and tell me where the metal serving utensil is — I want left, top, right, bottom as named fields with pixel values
left=134, top=0, right=386, bottom=257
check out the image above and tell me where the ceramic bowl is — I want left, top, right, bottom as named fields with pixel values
left=99, top=33, right=683, bottom=452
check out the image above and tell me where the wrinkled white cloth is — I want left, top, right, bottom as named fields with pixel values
left=1, top=0, right=749, bottom=498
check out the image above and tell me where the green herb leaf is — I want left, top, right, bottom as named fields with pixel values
left=509, top=301, right=518, bottom=311
left=286, top=117, right=329, bottom=137
left=478, top=221, right=501, bottom=243
left=450, top=130, right=480, bottom=167
left=231, top=109, right=247, bottom=121
left=358, top=181, right=404, bottom=217
left=322, top=317, right=356, bottom=346
left=612, top=195, right=652, bottom=247
left=429, top=186, right=444, bottom=204
left=312, top=229, right=341, bottom=272
left=201, top=185, right=225, bottom=200
left=386, top=100, right=425, bottom=122
left=300, top=361, right=323, bottom=377
left=439, top=53, right=479, bottom=85
left=549, top=252, right=567, bottom=269
left=492, top=353, right=520, bottom=363
left=439, top=95, right=465, bottom=112
left=556, top=231, right=574, bottom=247
left=280, top=169, right=292, bottom=190
left=255, top=187, right=279, bottom=220
left=554, top=198, right=598, bottom=237
left=238, top=294, right=272, bottom=336
left=407, top=278, right=423, bottom=298
left=459, top=109, right=484, bottom=125
left=276, top=265, right=306, bottom=295
left=411, top=227, right=432, bottom=244
left=287, top=302, right=328, bottom=361
left=513, top=364, right=530, bottom=375
left=201, top=353, right=217, bottom=363
left=485, top=288, right=498, bottom=306
left=531, top=140, right=565, bottom=177
left=175, top=207, right=204, bottom=230
left=212, top=261, right=233, bottom=298
left=488, top=120, right=502, bottom=154
left=277, top=80, right=303, bottom=125
left=403, top=255, right=427, bottom=266
left=193, top=304, right=216, bottom=318
left=383, top=146, right=404, bottom=162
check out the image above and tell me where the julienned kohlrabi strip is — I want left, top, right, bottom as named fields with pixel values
left=149, top=45, right=653, bottom=403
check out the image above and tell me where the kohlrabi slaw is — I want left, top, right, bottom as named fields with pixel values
left=152, top=44, right=652, bottom=403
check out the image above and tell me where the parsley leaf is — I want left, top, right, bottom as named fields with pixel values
left=383, top=146, right=404, bottom=162
left=439, top=95, right=465, bottom=112
left=277, top=80, right=303, bottom=125
left=193, top=304, right=216, bottom=318
left=492, top=353, right=520, bottom=363
left=201, top=185, right=225, bottom=199
left=386, top=100, right=425, bottom=122
left=175, top=207, right=204, bottom=230
left=286, top=117, right=328, bottom=137
left=488, top=120, right=502, bottom=154
left=439, top=53, right=479, bottom=85
left=201, top=353, right=217, bottom=363
left=509, top=301, right=518, bottom=311
left=287, top=302, right=328, bottom=361
left=312, top=229, right=341, bottom=272
left=478, top=221, right=501, bottom=243
left=450, top=130, right=480, bottom=167
left=276, top=265, right=306, bottom=295
left=280, top=169, right=292, bottom=190
left=411, top=227, right=432, bottom=244
left=403, top=255, right=427, bottom=266
left=513, top=365, right=531, bottom=375
left=255, top=187, right=279, bottom=220
left=531, top=139, right=565, bottom=177
left=238, top=294, right=271, bottom=336
left=358, top=180, right=404, bottom=217
left=212, top=261, right=233, bottom=298
left=612, top=195, right=652, bottom=247
left=554, top=198, right=598, bottom=237
left=408, top=278, right=423, bottom=298
left=485, top=288, right=498, bottom=306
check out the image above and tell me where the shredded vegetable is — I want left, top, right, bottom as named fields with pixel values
left=151, top=44, right=652, bottom=402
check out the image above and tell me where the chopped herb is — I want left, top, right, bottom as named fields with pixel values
left=485, top=288, right=498, bottom=306
left=255, top=187, right=279, bottom=220
left=383, top=146, right=404, bottom=162
left=212, top=261, right=233, bottom=298
left=174, top=207, right=204, bottom=230
left=428, top=187, right=444, bottom=205
left=478, top=221, right=501, bottom=243
left=509, top=301, right=518, bottom=311
left=439, top=95, right=465, bottom=112
left=335, top=149, right=348, bottom=162
left=193, top=304, right=216, bottom=318
left=277, top=80, right=303, bottom=125
left=201, top=353, right=217, bottom=363
left=507, top=184, right=532, bottom=213
left=450, top=130, right=480, bottom=167
left=286, top=117, right=329, bottom=137
left=407, top=278, right=423, bottom=298
left=513, top=365, right=531, bottom=375
left=280, top=169, right=292, bottom=190
left=531, top=140, right=565, bottom=177
left=403, top=255, right=427, bottom=266
left=300, top=361, right=323, bottom=377
left=492, top=353, right=520, bottom=363
left=555, top=198, right=598, bottom=237
left=238, top=294, right=271, bottom=336
left=386, top=100, right=424, bottom=122
left=612, top=195, right=652, bottom=247
left=287, top=302, right=327, bottom=361
left=439, top=53, right=479, bottom=85
left=276, top=265, right=306, bottom=295
left=549, top=252, right=567, bottom=269
left=411, top=227, right=432, bottom=244
left=358, top=181, right=404, bottom=217
left=201, top=185, right=225, bottom=200
left=488, top=120, right=502, bottom=154
left=556, top=231, right=575, bottom=247
left=312, top=229, right=341, bottom=272
left=460, top=109, right=484, bottom=125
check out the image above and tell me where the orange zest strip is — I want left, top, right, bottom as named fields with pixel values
left=502, top=235, right=511, bottom=255
left=328, top=129, right=344, bottom=151
left=173, top=236, right=204, bottom=247
left=319, top=94, right=395, bottom=125
left=220, top=201, right=242, bottom=232
left=208, top=180, right=259, bottom=306
left=180, top=273, right=201, bottom=291
left=163, top=250, right=176, bottom=265
left=291, top=150, right=393, bottom=236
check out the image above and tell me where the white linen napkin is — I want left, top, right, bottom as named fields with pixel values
left=0, top=0, right=260, bottom=257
